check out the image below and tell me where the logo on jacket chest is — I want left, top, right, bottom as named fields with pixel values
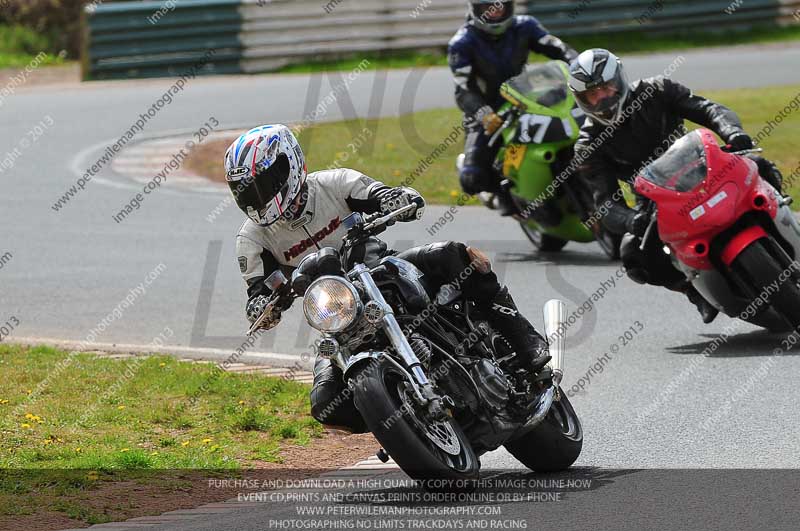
left=283, top=217, right=341, bottom=262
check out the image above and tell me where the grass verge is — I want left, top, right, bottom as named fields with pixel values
left=0, top=25, right=64, bottom=70
left=0, top=344, right=340, bottom=528
left=277, top=25, right=800, bottom=74
left=185, top=84, right=800, bottom=206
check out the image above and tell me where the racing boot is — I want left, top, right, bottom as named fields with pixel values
left=685, top=285, right=719, bottom=324
left=310, top=357, right=368, bottom=433
left=493, top=188, right=516, bottom=217
left=486, top=287, right=551, bottom=372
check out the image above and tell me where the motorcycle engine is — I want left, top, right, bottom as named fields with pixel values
left=470, top=359, right=511, bottom=412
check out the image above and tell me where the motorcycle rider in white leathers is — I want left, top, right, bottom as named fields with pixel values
left=226, top=124, right=550, bottom=431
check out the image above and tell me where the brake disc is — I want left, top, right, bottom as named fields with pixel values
left=398, top=383, right=461, bottom=456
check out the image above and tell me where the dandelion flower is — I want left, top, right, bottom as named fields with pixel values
left=238, top=400, right=245, bottom=405
left=120, top=448, right=130, bottom=452
left=202, top=438, right=212, bottom=444
left=75, top=448, right=82, bottom=453
left=159, top=362, right=166, bottom=367
left=117, top=405, right=125, bottom=410
left=181, top=441, right=190, bottom=447
left=21, top=423, right=31, bottom=429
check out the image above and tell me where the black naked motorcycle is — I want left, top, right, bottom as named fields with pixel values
left=248, top=203, right=582, bottom=486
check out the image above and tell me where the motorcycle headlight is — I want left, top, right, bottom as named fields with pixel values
left=303, top=276, right=360, bottom=332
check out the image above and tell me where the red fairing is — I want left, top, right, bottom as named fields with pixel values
left=634, top=128, right=778, bottom=270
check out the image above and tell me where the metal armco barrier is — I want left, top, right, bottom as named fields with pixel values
left=83, top=0, right=800, bottom=80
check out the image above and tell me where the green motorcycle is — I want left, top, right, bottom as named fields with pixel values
left=459, top=61, right=621, bottom=259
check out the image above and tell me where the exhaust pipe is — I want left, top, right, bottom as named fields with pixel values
left=542, top=299, right=566, bottom=387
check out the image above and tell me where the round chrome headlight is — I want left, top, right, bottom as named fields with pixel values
left=303, top=276, right=360, bottom=332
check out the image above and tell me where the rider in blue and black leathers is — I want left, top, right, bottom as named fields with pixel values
left=448, top=1, right=577, bottom=208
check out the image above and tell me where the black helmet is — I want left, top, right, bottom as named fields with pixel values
left=568, top=49, right=630, bottom=125
left=468, top=1, right=514, bottom=36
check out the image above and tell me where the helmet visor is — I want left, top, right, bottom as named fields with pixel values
left=473, top=2, right=512, bottom=23
left=574, top=76, right=629, bottom=123
left=227, top=154, right=292, bottom=225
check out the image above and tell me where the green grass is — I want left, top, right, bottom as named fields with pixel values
left=278, top=24, right=800, bottom=74
left=0, top=344, right=323, bottom=520
left=0, top=25, right=65, bottom=69
left=294, top=84, right=800, bottom=205
left=0, top=345, right=321, bottom=470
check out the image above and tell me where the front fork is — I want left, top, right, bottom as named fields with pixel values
left=350, top=264, right=447, bottom=418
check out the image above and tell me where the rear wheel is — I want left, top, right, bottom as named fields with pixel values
left=732, top=238, right=800, bottom=330
left=504, top=390, right=582, bottom=472
left=350, top=358, right=479, bottom=487
left=519, top=221, right=568, bottom=252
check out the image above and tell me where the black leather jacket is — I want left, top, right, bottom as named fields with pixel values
left=575, top=76, right=746, bottom=234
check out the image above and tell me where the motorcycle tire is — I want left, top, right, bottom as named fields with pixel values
left=595, top=226, right=622, bottom=260
left=350, top=357, right=479, bottom=489
left=732, top=238, right=800, bottom=331
left=519, top=222, right=568, bottom=252
left=503, top=390, right=582, bottom=473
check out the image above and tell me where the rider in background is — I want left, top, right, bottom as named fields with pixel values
left=567, top=48, right=784, bottom=323
left=225, top=124, right=551, bottom=432
left=448, top=0, right=577, bottom=213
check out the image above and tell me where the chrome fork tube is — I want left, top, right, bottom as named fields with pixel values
left=351, top=264, right=430, bottom=386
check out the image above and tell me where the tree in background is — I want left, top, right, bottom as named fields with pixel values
left=0, top=0, right=140, bottom=59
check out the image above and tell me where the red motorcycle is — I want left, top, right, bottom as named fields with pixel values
left=634, top=128, right=800, bottom=332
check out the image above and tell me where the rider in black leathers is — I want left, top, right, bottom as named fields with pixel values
left=448, top=1, right=577, bottom=210
left=568, top=48, right=784, bottom=323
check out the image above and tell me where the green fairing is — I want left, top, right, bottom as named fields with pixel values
left=496, top=61, right=595, bottom=243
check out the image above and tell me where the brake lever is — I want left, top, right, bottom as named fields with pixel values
left=722, top=145, right=763, bottom=156
left=246, top=288, right=294, bottom=336
left=247, top=297, right=279, bottom=336
left=638, top=207, right=658, bottom=252
left=362, top=203, right=417, bottom=232
left=488, top=111, right=515, bottom=148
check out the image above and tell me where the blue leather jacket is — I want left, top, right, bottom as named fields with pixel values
left=447, top=15, right=577, bottom=119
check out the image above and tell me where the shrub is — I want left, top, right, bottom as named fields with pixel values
left=0, top=0, right=141, bottom=58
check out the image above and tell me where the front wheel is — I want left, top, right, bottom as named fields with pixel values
left=732, top=238, right=800, bottom=330
left=350, top=358, right=479, bottom=486
left=595, top=226, right=622, bottom=260
left=504, top=390, right=582, bottom=472
left=519, top=221, right=568, bottom=252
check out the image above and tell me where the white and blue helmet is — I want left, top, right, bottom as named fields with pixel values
left=224, top=124, right=307, bottom=226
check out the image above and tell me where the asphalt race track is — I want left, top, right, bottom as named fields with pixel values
left=4, top=42, right=800, bottom=527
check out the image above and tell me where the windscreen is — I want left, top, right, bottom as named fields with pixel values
left=641, top=132, right=708, bottom=192
left=506, top=63, right=568, bottom=108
